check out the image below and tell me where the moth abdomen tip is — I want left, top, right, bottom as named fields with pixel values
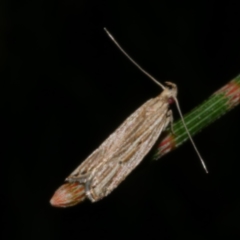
left=50, top=182, right=86, bottom=207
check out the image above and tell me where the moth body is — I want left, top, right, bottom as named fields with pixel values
left=63, top=83, right=177, bottom=203
left=50, top=28, right=207, bottom=208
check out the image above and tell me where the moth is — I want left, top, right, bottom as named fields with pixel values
left=50, top=28, right=208, bottom=207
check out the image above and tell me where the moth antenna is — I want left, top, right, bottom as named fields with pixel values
left=104, top=28, right=208, bottom=174
left=173, top=97, right=209, bottom=173
left=104, top=28, right=165, bottom=90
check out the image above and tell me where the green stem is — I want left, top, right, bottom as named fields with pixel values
left=154, top=74, right=240, bottom=159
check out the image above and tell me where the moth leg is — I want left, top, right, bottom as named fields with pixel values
left=166, top=110, right=175, bottom=134
left=86, top=181, right=106, bottom=202
left=85, top=179, right=98, bottom=202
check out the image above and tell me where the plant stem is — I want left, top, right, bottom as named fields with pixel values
left=154, top=74, right=240, bottom=159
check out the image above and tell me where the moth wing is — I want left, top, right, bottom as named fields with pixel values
left=90, top=102, right=171, bottom=199
left=107, top=114, right=170, bottom=197
left=67, top=97, right=157, bottom=180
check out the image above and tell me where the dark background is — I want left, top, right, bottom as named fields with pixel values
left=1, top=1, right=240, bottom=239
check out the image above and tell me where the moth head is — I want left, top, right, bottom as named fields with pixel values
left=162, top=81, right=178, bottom=103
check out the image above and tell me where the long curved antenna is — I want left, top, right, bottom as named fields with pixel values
left=174, top=97, right=208, bottom=173
left=104, top=27, right=208, bottom=174
left=104, top=28, right=165, bottom=90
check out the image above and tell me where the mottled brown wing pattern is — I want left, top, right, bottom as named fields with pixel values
left=67, top=86, right=176, bottom=202
left=67, top=95, right=156, bottom=179
left=67, top=98, right=147, bottom=179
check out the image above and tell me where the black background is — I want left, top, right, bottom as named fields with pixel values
left=2, top=1, right=240, bottom=240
